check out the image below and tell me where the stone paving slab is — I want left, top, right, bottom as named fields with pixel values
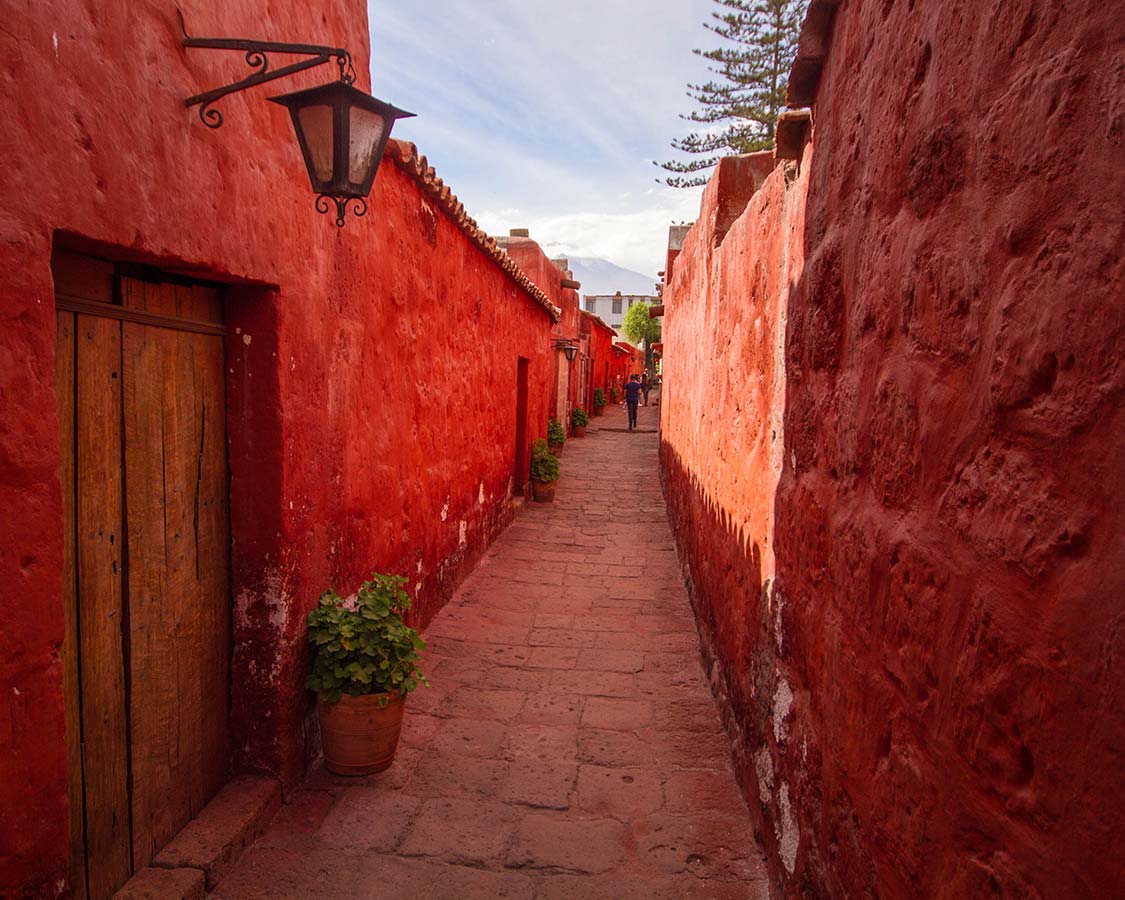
left=212, top=419, right=770, bottom=899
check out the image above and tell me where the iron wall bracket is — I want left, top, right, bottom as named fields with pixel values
left=178, top=9, right=356, bottom=129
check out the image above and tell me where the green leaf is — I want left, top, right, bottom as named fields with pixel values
left=306, top=570, right=429, bottom=699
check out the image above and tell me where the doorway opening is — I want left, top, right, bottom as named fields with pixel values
left=54, top=250, right=232, bottom=899
left=513, top=356, right=529, bottom=494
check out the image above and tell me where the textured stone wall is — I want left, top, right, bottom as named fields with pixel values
left=581, top=312, right=617, bottom=412
left=0, top=2, right=555, bottom=894
left=661, top=0, right=1124, bottom=897
left=500, top=236, right=586, bottom=428
left=661, top=149, right=808, bottom=890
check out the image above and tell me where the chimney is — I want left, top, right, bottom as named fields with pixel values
left=667, top=225, right=691, bottom=251
left=509, top=228, right=530, bottom=238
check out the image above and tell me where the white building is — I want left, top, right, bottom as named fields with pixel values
left=582, top=291, right=658, bottom=332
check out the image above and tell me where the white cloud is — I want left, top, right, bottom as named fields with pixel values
left=367, top=0, right=717, bottom=275
left=477, top=196, right=701, bottom=277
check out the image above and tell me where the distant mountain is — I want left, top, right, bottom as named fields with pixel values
left=564, top=256, right=658, bottom=297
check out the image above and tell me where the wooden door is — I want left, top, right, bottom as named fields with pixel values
left=54, top=252, right=232, bottom=899
left=513, top=357, right=529, bottom=493
left=556, top=348, right=569, bottom=424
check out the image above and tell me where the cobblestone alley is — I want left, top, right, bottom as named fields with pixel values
left=213, top=398, right=771, bottom=899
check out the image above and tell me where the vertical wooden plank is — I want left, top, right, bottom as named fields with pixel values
left=122, top=280, right=179, bottom=868
left=55, top=310, right=87, bottom=900
left=75, top=312, right=132, bottom=898
left=191, top=284, right=231, bottom=804
left=185, top=282, right=223, bottom=325
left=123, top=278, right=230, bottom=865
left=122, top=273, right=177, bottom=314
left=166, top=282, right=206, bottom=818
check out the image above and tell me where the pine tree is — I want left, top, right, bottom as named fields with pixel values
left=658, top=0, right=807, bottom=188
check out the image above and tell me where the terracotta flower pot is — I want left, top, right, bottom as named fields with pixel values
left=531, top=478, right=558, bottom=502
left=548, top=441, right=564, bottom=456
left=592, top=406, right=605, bottom=416
left=318, top=691, right=405, bottom=775
left=573, top=424, right=587, bottom=437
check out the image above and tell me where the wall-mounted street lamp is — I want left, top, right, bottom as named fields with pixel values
left=555, top=340, right=579, bottom=363
left=179, top=11, right=414, bottom=226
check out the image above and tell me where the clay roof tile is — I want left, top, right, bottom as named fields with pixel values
left=384, top=139, right=560, bottom=322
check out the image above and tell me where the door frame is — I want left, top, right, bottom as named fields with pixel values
left=53, top=250, right=237, bottom=898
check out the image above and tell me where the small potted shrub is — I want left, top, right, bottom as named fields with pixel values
left=547, top=418, right=566, bottom=456
left=611, top=385, right=623, bottom=405
left=571, top=407, right=589, bottom=437
left=530, top=438, right=560, bottom=502
left=306, top=573, right=427, bottom=775
left=592, top=388, right=607, bottom=416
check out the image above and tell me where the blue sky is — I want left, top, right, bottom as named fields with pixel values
left=367, top=0, right=716, bottom=276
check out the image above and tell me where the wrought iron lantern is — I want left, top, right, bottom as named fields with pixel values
left=269, top=82, right=413, bottom=226
left=556, top=340, right=579, bottom=363
left=179, top=12, right=414, bottom=226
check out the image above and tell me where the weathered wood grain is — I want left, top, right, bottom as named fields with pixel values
left=55, top=309, right=87, bottom=900
left=75, top=311, right=132, bottom=898
left=123, top=278, right=229, bottom=869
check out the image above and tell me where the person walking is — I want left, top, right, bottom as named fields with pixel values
left=625, top=373, right=643, bottom=430
left=641, top=371, right=651, bottom=406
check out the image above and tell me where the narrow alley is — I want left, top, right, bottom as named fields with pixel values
left=213, top=399, right=770, bottom=899
left=3, top=2, right=1122, bottom=898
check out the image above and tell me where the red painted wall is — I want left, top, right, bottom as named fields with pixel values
left=608, top=342, right=643, bottom=401
left=580, top=310, right=616, bottom=412
left=0, top=2, right=555, bottom=895
left=661, top=149, right=805, bottom=894
left=501, top=237, right=586, bottom=426
left=661, top=1, right=1125, bottom=897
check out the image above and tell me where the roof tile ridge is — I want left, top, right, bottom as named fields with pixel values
left=385, top=139, right=560, bottom=322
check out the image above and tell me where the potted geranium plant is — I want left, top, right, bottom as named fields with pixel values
left=572, top=407, right=589, bottom=437
left=306, top=573, right=426, bottom=775
left=592, top=388, right=607, bottom=416
left=547, top=418, right=566, bottom=456
left=530, top=438, right=560, bottom=502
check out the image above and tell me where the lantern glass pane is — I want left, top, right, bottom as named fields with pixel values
left=297, top=104, right=335, bottom=184
left=348, top=105, right=387, bottom=184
